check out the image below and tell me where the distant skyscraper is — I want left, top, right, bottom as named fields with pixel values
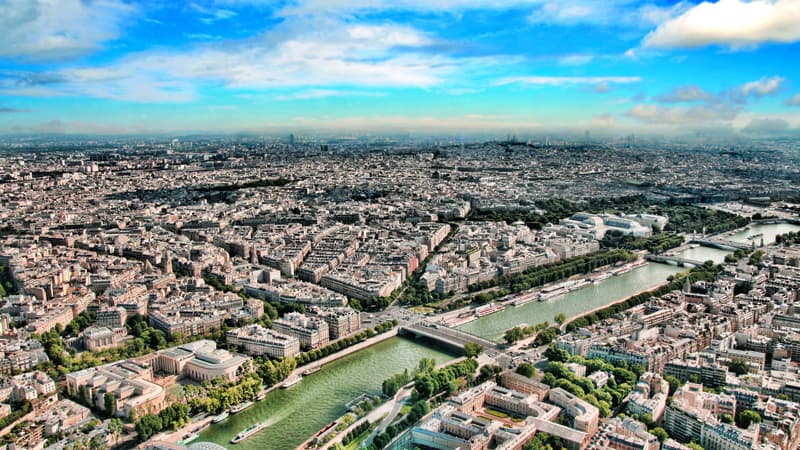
left=585, top=130, right=590, bottom=142
left=289, top=133, right=295, bottom=146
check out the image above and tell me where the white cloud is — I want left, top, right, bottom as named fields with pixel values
left=496, top=76, right=641, bottom=86
left=741, top=117, right=791, bottom=134
left=528, top=1, right=691, bottom=27
left=277, top=0, right=538, bottom=17
left=626, top=103, right=741, bottom=124
left=274, top=0, right=688, bottom=28
left=0, top=0, right=136, bottom=61
left=591, top=113, right=615, bottom=127
left=275, top=89, right=385, bottom=100
left=739, top=76, right=784, bottom=97
left=1, top=21, right=484, bottom=102
left=190, top=2, right=237, bottom=24
left=786, top=93, right=800, bottom=106
left=643, top=0, right=800, bottom=50
left=558, top=54, right=595, bottom=66
left=656, top=85, right=715, bottom=103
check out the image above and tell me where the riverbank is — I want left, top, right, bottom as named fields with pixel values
left=290, top=328, right=399, bottom=380
left=558, top=279, right=673, bottom=333
left=435, top=259, right=646, bottom=329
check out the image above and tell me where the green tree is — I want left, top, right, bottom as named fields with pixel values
left=108, top=418, right=124, bottom=446
left=686, top=443, right=703, bottom=450
left=727, top=359, right=749, bottom=376
left=516, top=363, right=536, bottom=378
left=417, top=358, right=436, bottom=374
left=544, top=345, right=570, bottom=362
left=135, top=414, right=163, bottom=441
left=736, top=410, right=761, bottom=428
left=480, top=365, right=503, bottom=382
left=78, top=385, right=91, bottom=406
left=650, top=427, right=668, bottom=442
left=464, top=342, right=483, bottom=358
left=664, top=375, right=682, bottom=395
left=504, top=326, right=526, bottom=344
left=104, top=392, right=117, bottom=417
left=554, top=313, right=567, bottom=325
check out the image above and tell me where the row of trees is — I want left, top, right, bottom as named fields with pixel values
left=295, top=320, right=397, bottom=366
left=601, top=232, right=684, bottom=254
left=413, top=358, right=479, bottom=399
left=467, top=249, right=638, bottom=303
left=383, top=358, right=437, bottom=397
left=134, top=402, right=191, bottom=441
left=776, top=231, right=800, bottom=246
left=340, top=420, right=371, bottom=446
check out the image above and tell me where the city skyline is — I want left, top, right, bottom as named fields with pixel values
left=1, top=0, right=800, bottom=136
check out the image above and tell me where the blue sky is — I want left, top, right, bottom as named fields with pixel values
left=1, top=0, right=800, bottom=135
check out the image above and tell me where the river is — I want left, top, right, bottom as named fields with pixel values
left=455, top=262, right=683, bottom=342
left=198, top=337, right=455, bottom=450
left=727, top=223, right=800, bottom=245
left=672, top=246, right=731, bottom=264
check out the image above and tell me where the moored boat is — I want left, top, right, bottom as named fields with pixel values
left=303, top=366, right=322, bottom=376
left=231, top=421, right=269, bottom=444
left=281, top=377, right=301, bottom=389
left=230, top=401, right=253, bottom=414
left=213, top=411, right=230, bottom=423
left=538, top=286, right=566, bottom=301
left=179, top=433, right=199, bottom=445
left=612, top=264, right=632, bottom=276
left=474, top=303, right=505, bottom=317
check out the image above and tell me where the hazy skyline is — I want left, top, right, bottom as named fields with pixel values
left=1, top=0, right=800, bottom=135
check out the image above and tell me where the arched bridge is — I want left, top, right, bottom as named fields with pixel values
left=400, top=321, right=497, bottom=352
left=646, top=254, right=705, bottom=267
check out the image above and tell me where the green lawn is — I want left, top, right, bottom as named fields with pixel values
left=484, top=407, right=510, bottom=419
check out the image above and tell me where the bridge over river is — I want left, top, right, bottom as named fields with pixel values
left=399, top=321, right=498, bottom=352
left=645, top=254, right=705, bottom=267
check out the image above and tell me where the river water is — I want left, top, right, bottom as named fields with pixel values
left=456, top=262, right=683, bottom=341
left=197, top=224, right=797, bottom=449
left=727, top=223, right=800, bottom=245
left=672, top=246, right=731, bottom=264
left=198, top=337, right=454, bottom=450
